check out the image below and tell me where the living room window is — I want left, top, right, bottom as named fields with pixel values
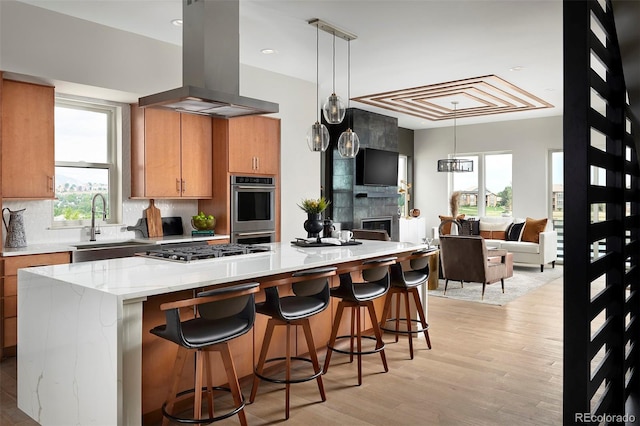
left=452, top=153, right=512, bottom=217
left=53, top=97, right=121, bottom=226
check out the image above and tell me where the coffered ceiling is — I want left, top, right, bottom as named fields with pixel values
left=16, top=0, right=564, bottom=130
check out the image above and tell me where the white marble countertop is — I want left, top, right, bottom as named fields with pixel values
left=20, top=240, right=424, bottom=301
left=1, top=234, right=230, bottom=257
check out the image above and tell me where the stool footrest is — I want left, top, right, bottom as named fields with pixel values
left=381, top=318, right=430, bottom=335
left=327, top=335, right=386, bottom=356
left=254, top=356, right=323, bottom=384
left=162, top=386, right=245, bottom=425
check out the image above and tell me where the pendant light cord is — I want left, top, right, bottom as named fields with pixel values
left=332, top=33, right=336, bottom=93
left=452, top=101, right=458, bottom=157
left=316, top=24, right=319, bottom=122
left=347, top=39, right=351, bottom=108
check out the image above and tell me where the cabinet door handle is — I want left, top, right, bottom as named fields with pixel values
left=48, top=176, right=54, bottom=192
left=256, top=157, right=259, bottom=170
left=176, top=178, right=181, bottom=193
left=182, top=180, right=186, bottom=194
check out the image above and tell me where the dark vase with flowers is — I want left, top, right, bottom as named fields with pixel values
left=304, top=213, right=324, bottom=241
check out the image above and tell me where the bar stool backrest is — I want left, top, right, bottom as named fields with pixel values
left=197, top=282, right=259, bottom=322
left=409, top=255, right=430, bottom=272
left=292, top=277, right=329, bottom=298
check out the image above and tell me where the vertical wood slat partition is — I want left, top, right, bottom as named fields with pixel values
left=564, top=0, right=640, bottom=423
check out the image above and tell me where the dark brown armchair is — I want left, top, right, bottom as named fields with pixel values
left=439, top=235, right=509, bottom=299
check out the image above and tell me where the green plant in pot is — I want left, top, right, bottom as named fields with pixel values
left=192, top=211, right=216, bottom=230
left=298, top=197, right=330, bottom=241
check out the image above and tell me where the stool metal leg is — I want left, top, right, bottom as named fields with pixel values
left=394, top=293, right=401, bottom=343
left=356, top=305, right=363, bottom=385
left=350, top=306, right=356, bottom=363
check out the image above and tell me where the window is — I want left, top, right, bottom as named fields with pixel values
left=451, top=153, right=512, bottom=217
left=550, top=150, right=564, bottom=261
left=54, top=98, right=120, bottom=225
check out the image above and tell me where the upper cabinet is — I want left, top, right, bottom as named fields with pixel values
left=131, top=106, right=212, bottom=199
left=226, top=116, right=280, bottom=175
left=1, top=79, right=55, bottom=199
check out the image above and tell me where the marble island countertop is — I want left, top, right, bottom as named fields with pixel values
left=18, top=240, right=423, bottom=301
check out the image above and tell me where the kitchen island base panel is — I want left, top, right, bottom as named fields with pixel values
left=17, top=271, right=122, bottom=425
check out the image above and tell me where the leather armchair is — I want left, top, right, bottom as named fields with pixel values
left=439, top=235, right=509, bottom=299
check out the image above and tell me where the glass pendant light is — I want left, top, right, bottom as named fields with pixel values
left=338, top=39, right=360, bottom=158
left=322, top=33, right=346, bottom=124
left=307, top=24, right=330, bottom=152
left=437, top=101, right=473, bottom=172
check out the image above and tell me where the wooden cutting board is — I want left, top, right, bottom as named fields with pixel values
left=145, top=199, right=163, bottom=238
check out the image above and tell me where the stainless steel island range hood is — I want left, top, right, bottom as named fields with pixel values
left=138, top=0, right=278, bottom=118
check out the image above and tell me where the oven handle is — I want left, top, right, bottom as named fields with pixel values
left=234, top=231, right=275, bottom=236
left=233, top=185, right=275, bottom=190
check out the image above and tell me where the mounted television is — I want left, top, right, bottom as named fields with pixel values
left=355, top=148, right=399, bottom=186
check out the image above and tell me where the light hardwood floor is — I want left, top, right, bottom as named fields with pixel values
left=1, top=275, right=562, bottom=425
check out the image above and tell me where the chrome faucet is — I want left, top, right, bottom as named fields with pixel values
left=90, top=193, right=107, bottom=241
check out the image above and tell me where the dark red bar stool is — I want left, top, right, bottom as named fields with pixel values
left=250, top=266, right=337, bottom=419
left=323, top=257, right=397, bottom=385
left=150, top=282, right=259, bottom=426
left=380, top=250, right=433, bottom=359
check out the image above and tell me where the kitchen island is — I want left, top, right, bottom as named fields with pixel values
left=16, top=240, right=434, bottom=425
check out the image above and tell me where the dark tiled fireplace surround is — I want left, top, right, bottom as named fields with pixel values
left=323, top=108, right=400, bottom=240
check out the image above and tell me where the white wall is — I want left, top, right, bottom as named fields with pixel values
left=0, top=1, right=318, bottom=244
left=414, top=115, right=563, bottom=236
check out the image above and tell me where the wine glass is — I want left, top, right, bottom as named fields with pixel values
left=423, top=237, right=433, bottom=248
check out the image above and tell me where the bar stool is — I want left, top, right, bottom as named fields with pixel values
left=150, top=282, right=259, bottom=426
left=323, top=257, right=397, bottom=385
left=380, top=250, right=433, bottom=359
left=250, top=266, right=337, bottom=419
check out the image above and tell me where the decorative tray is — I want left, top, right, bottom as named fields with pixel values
left=291, top=238, right=363, bottom=248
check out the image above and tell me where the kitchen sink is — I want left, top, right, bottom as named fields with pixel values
left=71, top=240, right=158, bottom=263
left=71, top=241, right=152, bottom=250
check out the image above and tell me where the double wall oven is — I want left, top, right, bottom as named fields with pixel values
left=230, top=175, right=276, bottom=244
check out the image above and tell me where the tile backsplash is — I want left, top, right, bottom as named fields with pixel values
left=2, top=198, right=198, bottom=245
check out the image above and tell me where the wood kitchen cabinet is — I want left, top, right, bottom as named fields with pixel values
left=227, top=116, right=280, bottom=175
left=1, top=79, right=56, bottom=199
left=0, top=251, right=70, bottom=358
left=131, top=106, right=212, bottom=199
left=199, top=116, right=281, bottom=237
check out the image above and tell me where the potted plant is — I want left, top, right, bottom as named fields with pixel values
left=298, top=197, right=330, bottom=240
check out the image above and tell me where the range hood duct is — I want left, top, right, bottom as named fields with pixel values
left=138, top=0, right=278, bottom=118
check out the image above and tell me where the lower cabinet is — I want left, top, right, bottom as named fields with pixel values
left=1, top=252, right=70, bottom=358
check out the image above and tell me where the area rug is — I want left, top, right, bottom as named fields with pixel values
left=428, top=265, right=563, bottom=305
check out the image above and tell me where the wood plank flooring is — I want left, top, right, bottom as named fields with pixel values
left=1, top=274, right=563, bottom=425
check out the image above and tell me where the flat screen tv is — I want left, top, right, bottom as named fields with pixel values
left=355, top=148, right=399, bottom=186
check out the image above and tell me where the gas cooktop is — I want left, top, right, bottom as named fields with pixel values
left=140, top=243, right=271, bottom=263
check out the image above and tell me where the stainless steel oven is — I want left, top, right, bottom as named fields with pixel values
left=231, top=175, right=276, bottom=243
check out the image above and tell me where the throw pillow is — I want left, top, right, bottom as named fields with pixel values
left=479, top=218, right=512, bottom=240
left=438, top=214, right=466, bottom=235
left=521, top=217, right=548, bottom=243
left=506, top=222, right=525, bottom=241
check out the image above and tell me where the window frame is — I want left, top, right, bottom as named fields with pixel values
left=449, top=151, right=513, bottom=218
left=53, top=96, right=121, bottom=227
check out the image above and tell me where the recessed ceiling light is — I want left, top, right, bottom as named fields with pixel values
left=171, top=19, right=183, bottom=27
left=261, top=48, right=277, bottom=55
left=509, top=66, right=524, bottom=71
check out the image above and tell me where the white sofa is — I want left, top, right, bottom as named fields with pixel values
left=433, top=216, right=558, bottom=272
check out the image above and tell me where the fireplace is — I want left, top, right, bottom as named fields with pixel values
left=361, top=217, right=393, bottom=240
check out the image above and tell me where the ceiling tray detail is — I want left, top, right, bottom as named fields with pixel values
left=352, top=75, right=553, bottom=121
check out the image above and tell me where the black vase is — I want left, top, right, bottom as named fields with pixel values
left=304, top=213, right=324, bottom=241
